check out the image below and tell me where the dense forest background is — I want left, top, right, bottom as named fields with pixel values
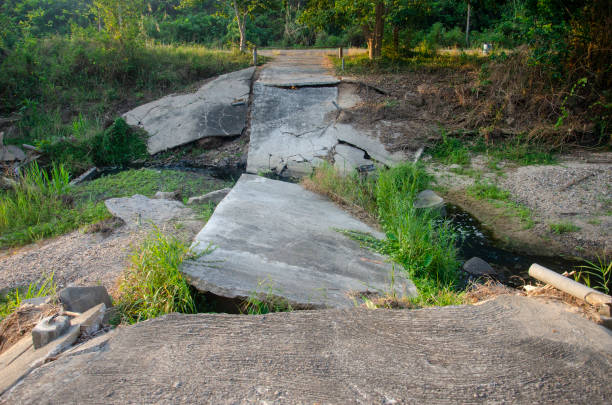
left=0, top=0, right=609, bottom=167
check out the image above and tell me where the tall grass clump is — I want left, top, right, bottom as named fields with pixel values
left=114, top=230, right=206, bottom=324
left=0, top=162, right=108, bottom=248
left=305, top=163, right=462, bottom=306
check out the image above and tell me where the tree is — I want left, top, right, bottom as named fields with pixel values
left=93, top=0, right=145, bottom=42
left=301, top=0, right=387, bottom=59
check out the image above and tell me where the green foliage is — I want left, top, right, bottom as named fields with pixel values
left=466, top=180, right=534, bottom=229
left=0, top=274, right=57, bottom=321
left=574, top=256, right=611, bottom=295
left=549, top=221, right=581, bottom=235
left=466, top=180, right=510, bottom=200
left=114, top=230, right=209, bottom=324
left=306, top=162, right=463, bottom=306
left=430, top=131, right=471, bottom=165
left=93, top=0, right=145, bottom=43
left=241, top=280, right=294, bottom=314
left=71, top=168, right=231, bottom=202
left=91, top=118, right=147, bottom=166
left=0, top=162, right=109, bottom=248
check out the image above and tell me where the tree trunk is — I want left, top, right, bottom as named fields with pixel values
left=374, top=1, right=384, bottom=58
left=465, top=0, right=471, bottom=48
left=232, top=0, right=247, bottom=52
left=393, top=26, right=399, bottom=54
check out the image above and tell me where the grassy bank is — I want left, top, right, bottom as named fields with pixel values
left=0, top=166, right=231, bottom=249
left=303, top=163, right=464, bottom=307
left=1, top=35, right=254, bottom=174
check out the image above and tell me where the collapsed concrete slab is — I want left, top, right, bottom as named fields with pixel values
left=4, top=296, right=612, bottom=404
left=104, top=194, right=195, bottom=228
left=246, top=83, right=407, bottom=177
left=182, top=174, right=415, bottom=308
left=123, top=67, right=254, bottom=155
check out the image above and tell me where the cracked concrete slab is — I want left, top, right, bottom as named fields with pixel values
left=123, top=67, right=254, bottom=155
left=181, top=174, right=416, bottom=308
left=4, top=295, right=611, bottom=404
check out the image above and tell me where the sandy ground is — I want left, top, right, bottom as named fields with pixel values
left=430, top=151, right=612, bottom=259
left=0, top=217, right=203, bottom=296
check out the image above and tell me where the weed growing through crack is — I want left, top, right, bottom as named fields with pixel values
left=241, top=280, right=294, bottom=315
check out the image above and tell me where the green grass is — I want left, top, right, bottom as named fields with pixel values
left=549, top=221, right=581, bottom=234
left=305, top=162, right=463, bottom=307
left=467, top=180, right=534, bottom=229
left=0, top=165, right=230, bottom=249
left=1, top=35, right=254, bottom=174
left=241, top=280, right=294, bottom=314
left=430, top=132, right=471, bottom=166
left=113, top=230, right=210, bottom=324
left=333, top=51, right=484, bottom=75
left=72, top=168, right=232, bottom=203
left=0, top=273, right=57, bottom=321
left=0, top=162, right=109, bottom=248
left=574, top=256, right=611, bottom=294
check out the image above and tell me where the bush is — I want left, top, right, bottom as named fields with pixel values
left=91, top=118, right=147, bottom=166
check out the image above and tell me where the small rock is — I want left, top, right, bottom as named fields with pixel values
left=153, top=191, right=181, bottom=201
left=104, top=194, right=194, bottom=227
left=21, top=296, right=51, bottom=307
left=463, top=257, right=502, bottom=278
left=414, top=190, right=445, bottom=215
left=187, top=188, right=231, bottom=205
left=449, top=164, right=461, bottom=170
left=0, top=145, right=26, bottom=162
left=70, top=167, right=99, bottom=186
left=0, top=176, right=17, bottom=190
left=59, top=286, right=112, bottom=314
left=32, top=315, right=71, bottom=349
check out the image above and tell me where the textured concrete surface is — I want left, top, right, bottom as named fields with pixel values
left=123, top=67, right=254, bottom=154
left=258, top=49, right=340, bottom=87
left=247, top=52, right=407, bottom=177
left=3, top=295, right=611, bottom=404
left=182, top=174, right=415, bottom=308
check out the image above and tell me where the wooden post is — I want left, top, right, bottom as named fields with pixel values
left=253, top=47, right=257, bottom=66
left=338, top=47, right=343, bottom=59
left=528, top=263, right=612, bottom=307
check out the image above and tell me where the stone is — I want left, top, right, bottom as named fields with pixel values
left=69, top=167, right=99, bottom=185
left=153, top=191, right=181, bottom=200
left=463, top=257, right=500, bottom=278
left=31, top=315, right=71, bottom=349
left=59, top=286, right=112, bottom=314
left=0, top=176, right=17, bottom=190
left=123, top=67, right=255, bottom=155
left=182, top=174, right=416, bottom=308
left=104, top=194, right=194, bottom=227
left=187, top=188, right=231, bottom=205
left=414, top=189, right=445, bottom=215
left=73, top=303, right=106, bottom=336
left=0, top=145, right=26, bottom=162
left=21, top=295, right=51, bottom=307
left=4, top=296, right=612, bottom=403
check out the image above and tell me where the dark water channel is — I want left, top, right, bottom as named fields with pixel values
left=445, top=204, right=583, bottom=286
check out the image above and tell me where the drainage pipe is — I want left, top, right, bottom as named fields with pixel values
left=529, top=263, right=612, bottom=307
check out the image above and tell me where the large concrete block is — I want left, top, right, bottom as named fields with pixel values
left=59, top=286, right=112, bottom=313
left=182, top=174, right=416, bottom=308
left=31, top=315, right=71, bottom=349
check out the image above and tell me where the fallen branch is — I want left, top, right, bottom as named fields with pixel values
left=558, top=173, right=594, bottom=192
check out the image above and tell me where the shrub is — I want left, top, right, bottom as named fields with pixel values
left=91, top=118, right=147, bottom=166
